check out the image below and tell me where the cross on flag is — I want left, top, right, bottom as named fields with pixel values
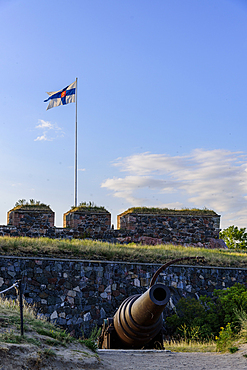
left=44, top=80, right=76, bottom=110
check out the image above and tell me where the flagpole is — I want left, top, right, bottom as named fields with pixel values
left=75, top=77, right=78, bottom=207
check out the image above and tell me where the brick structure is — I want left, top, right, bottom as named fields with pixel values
left=63, top=206, right=111, bottom=234
left=7, top=205, right=54, bottom=229
left=117, top=207, right=220, bottom=244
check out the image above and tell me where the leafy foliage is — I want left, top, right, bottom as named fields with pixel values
left=220, top=225, right=247, bottom=249
left=13, top=199, right=50, bottom=210
left=166, top=283, right=247, bottom=341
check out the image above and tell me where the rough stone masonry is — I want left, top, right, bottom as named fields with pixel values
left=1, top=207, right=221, bottom=247
left=0, top=256, right=245, bottom=337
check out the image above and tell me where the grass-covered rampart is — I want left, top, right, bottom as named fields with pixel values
left=0, top=236, right=247, bottom=267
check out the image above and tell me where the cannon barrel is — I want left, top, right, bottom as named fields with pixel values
left=113, top=283, right=170, bottom=348
left=99, top=257, right=204, bottom=349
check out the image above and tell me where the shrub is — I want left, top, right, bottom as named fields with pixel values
left=166, top=296, right=219, bottom=340
left=165, top=283, right=247, bottom=341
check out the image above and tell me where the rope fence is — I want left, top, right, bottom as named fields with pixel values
left=0, top=282, right=18, bottom=295
left=0, top=279, right=24, bottom=335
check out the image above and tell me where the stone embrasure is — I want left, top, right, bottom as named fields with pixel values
left=117, top=209, right=220, bottom=244
left=7, top=206, right=55, bottom=228
left=63, top=208, right=111, bottom=230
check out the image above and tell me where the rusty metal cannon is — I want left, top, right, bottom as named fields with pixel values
left=99, top=256, right=204, bottom=349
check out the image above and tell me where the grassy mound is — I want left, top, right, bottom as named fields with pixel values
left=0, top=236, right=247, bottom=268
left=0, top=296, right=100, bottom=369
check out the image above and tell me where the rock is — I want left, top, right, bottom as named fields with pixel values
left=209, top=238, right=228, bottom=249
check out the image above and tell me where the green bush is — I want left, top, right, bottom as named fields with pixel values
left=166, top=283, right=247, bottom=341
left=213, top=284, right=247, bottom=330
left=166, top=296, right=219, bottom=340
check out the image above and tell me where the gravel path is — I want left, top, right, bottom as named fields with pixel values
left=98, top=349, right=247, bottom=370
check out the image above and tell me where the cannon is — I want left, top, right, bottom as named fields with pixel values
left=99, top=256, right=204, bottom=349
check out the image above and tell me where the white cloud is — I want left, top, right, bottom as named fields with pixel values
left=35, top=120, right=53, bottom=130
left=34, top=134, right=53, bottom=142
left=101, top=150, right=247, bottom=228
left=34, top=119, right=64, bottom=141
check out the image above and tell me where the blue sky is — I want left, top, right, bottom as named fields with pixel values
left=0, top=0, right=247, bottom=229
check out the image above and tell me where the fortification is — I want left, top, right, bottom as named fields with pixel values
left=3, top=202, right=221, bottom=247
left=7, top=203, right=54, bottom=230
left=0, top=256, right=245, bottom=337
left=117, top=207, right=220, bottom=244
left=63, top=204, right=111, bottom=234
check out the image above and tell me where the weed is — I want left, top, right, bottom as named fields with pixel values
left=36, top=327, right=74, bottom=344
left=216, top=323, right=234, bottom=352
left=79, top=325, right=101, bottom=353
left=26, top=337, right=41, bottom=346
left=40, top=348, right=56, bottom=358
left=45, top=338, right=61, bottom=346
left=0, top=330, right=24, bottom=344
left=177, top=324, right=200, bottom=342
left=80, top=338, right=98, bottom=352
left=229, top=346, right=239, bottom=353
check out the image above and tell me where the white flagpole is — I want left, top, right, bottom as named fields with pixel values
left=75, top=78, right=78, bottom=207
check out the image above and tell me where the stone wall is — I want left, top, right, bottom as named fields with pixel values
left=117, top=211, right=220, bottom=244
left=0, top=224, right=223, bottom=248
left=63, top=210, right=111, bottom=232
left=2, top=206, right=222, bottom=247
left=7, top=208, right=54, bottom=229
left=0, top=256, right=245, bottom=337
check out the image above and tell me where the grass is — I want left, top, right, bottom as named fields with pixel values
left=164, top=339, right=217, bottom=352
left=69, top=201, right=108, bottom=213
left=0, top=295, right=98, bottom=353
left=120, top=207, right=218, bottom=216
left=0, top=236, right=247, bottom=267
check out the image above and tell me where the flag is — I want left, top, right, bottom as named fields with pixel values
left=44, top=80, right=76, bottom=110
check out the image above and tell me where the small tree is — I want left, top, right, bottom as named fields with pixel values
left=220, top=225, right=247, bottom=249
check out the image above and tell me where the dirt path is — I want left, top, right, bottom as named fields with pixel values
left=98, top=349, right=247, bottom=370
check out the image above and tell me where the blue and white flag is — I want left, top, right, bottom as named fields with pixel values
left=44, top=80, right=76, bottom=110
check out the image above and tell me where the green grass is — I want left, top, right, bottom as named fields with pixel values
left=0, top=236, right=247, bottom=267
left=120, top=207, right=218, bottom=216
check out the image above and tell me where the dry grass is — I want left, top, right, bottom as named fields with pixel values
left=0, top=236, right=247, bottom=267
left=164, top=339, right=217, bottom=352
